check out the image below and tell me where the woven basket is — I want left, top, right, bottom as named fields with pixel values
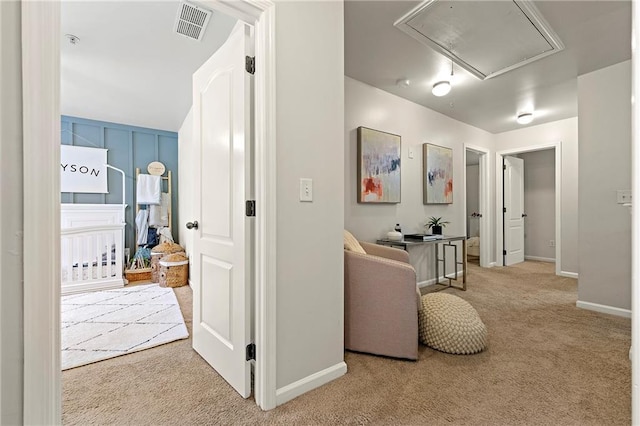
left=158, top=253, right=189, bottom=288
left=125, top=267, right=152, bottom=283
left=150, top=243, right=185, bottom=283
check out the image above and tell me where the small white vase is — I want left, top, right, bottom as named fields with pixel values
left=387, top=231, right=403, bottom=241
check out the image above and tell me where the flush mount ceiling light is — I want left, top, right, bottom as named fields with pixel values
left=394, top=0, right=564, bottom=80
left=432, top=60, right=453, bottom=96
left=432, top=81, right=451, bottom=97
left=516, top=112, right=534, bottom=125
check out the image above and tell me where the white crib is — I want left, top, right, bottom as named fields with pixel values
left=61, top=204, right=126, bottom=295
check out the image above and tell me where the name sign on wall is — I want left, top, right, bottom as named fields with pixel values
left=61, top=145, right=108, bottom=193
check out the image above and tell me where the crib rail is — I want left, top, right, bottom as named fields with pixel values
left=61, top=223, right=125, bottom=294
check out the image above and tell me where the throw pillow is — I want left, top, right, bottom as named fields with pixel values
left=343, top=230, right=366, bottom=254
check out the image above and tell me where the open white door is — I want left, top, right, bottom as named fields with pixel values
left=190, top=22, right=254, bottom=398
left=504, top=155, right=525, bottom=266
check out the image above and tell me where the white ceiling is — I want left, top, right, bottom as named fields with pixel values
left=61, top=1, right=237, bottom=132
left=345, top=0, right=631, bottom=134
left=62, top=1, right=631, bottom=135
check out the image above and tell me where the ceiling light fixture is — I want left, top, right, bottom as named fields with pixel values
left=396, top=78, right=411, bottom=88
left=432, top=60, right=453, bottom=97
left=516, top=112, right=534, bottom=125
left=432, top=81, right=451, bottom=97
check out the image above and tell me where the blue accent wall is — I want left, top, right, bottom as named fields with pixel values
left=61, top=116, right=179, bottom=251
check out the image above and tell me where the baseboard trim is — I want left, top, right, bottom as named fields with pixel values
left=525, top=255, right=555, bottom=263
left=276, top=361, right=347, bottom=406
left=417, top=269, right=465, bottom=288
left=61, top=279, right=125, bottom=296
left=559, top=271, right=579, bottom=279
left=576, top=300, right=631, bottom=318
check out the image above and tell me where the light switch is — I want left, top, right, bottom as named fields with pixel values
left=300, top=178, right=313, bottom=202
left=617, top=189, right=632, bottom=204
left=408, top=148, right=415, bottom=159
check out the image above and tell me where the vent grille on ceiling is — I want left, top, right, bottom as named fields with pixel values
left=174, top=1, right=212, bottom=41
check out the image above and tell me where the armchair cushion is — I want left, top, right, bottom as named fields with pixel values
left=343, top=230, right=366, bottom=254
left=359, top=241, right=410, bottom=264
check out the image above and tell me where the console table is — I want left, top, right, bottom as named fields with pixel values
left=376, top=235, right=467, bottom=291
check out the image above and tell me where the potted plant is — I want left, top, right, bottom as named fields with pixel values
left=425, top=216, right=450, bottom=235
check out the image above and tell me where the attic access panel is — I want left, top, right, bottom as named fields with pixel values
left=394, top=0, right=564, bottom=80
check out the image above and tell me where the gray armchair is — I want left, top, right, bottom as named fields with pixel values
left=344, top=241, right=420, bottom=360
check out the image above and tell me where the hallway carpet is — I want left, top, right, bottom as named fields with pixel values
left=63, top=261, right=630, bottom=425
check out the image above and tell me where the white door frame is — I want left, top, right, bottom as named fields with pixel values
left=631, top=2, right=639, bottom=423
left=495, top=142, right=561, bottom=276
left=463, top=144, right=491, bottom=268
left=22, top=1, right=277, bottom=423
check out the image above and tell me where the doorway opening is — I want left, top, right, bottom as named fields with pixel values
left=22, top=1, right=277, bottom=421
left=464, top=145, right=491, bottom=268
left=496, top=143, right=561, bottom=275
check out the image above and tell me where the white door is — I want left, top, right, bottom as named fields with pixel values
left=190, top=22, right=253, bottom=398
left=504, top=156, right=525, bottom=266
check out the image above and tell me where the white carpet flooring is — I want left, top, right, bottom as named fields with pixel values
left=61, top=284, right=189, bottom=370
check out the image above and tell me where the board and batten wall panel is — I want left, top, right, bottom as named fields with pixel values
left=61, top=115, right=179, bottom=251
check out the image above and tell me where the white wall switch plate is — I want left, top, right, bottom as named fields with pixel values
left=408, top=148, right=414, bottom=159
left=617, top=189, right=632, bottom=204
left=300, top=178, right=313, bottom=202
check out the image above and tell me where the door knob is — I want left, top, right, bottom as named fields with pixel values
left=522, top=213, right=528, bottom=218
left=186, top=221, right=199, bottom=230
left=477, top=213, right=483, bottom=218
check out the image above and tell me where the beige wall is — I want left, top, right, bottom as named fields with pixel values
left=520, top=150, right=556, bottom=261
left=345, top=77, right=494, bottom=283
left=275, top=1, right=346, bottom=391
left=494, top=117, right=579, bottom=274
left=578, top=60, right=631, bottom=311
left=0, top=1, right=24, bottom=423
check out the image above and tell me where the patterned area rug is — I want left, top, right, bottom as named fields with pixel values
left=61, top=284, right=189, bottom=370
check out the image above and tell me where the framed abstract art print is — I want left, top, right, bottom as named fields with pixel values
left=357, top=127, right=401, bottom=203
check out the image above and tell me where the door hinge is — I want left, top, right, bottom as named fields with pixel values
left=245, top=56, right=255, bottom=75
left=503, top=250, right=507, bottom=256
left=246, top=343, right=256, bottom=361
left=503, top=164, right=506, bottom=170
left=246, top=200, right=256, bottom=217
left=503, top=207, right=506, bottom=213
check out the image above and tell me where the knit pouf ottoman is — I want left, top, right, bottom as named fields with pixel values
left=419, top=293, right=487, bottom=354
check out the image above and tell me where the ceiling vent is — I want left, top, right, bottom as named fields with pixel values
left=174, top=1, right=212, bottom=41
left=394, top=0, right=564, bottom=80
